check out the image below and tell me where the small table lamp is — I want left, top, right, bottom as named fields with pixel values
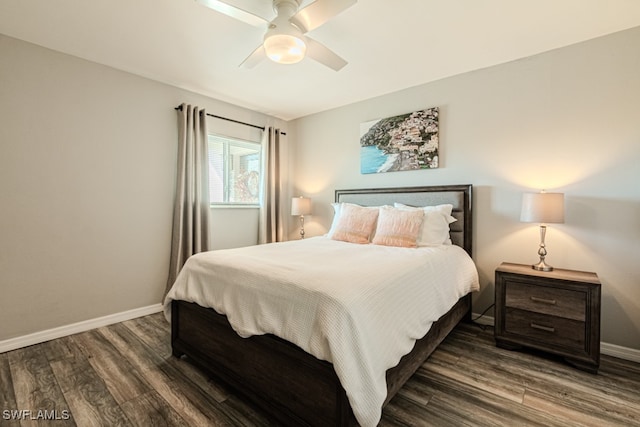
left=520, top=191, right=565, bottom=271
left=291, top=196, right=312, bottom=239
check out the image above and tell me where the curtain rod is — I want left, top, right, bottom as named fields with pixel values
left=174, top=105, right=286, bottom=135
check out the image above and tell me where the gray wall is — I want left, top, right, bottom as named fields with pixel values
left=289, top=27, right=640, bottom=351
left=2, top=27, right=638, bottom=353
left=0, top=35, right=285, bottom=341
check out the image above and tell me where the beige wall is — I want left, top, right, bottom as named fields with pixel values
left=0, top=35, right=285, bottom=341
left=289, top=27, right=640, bottom=350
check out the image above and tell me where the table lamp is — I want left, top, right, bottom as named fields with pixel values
left=520, top=191, right=565, bottom=271
left=291, top=196, right=312, bottom=239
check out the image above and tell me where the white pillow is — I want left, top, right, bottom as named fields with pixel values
left=327, top=202, right=341, bottom=237
left=394, top=203, right=457, bottom=246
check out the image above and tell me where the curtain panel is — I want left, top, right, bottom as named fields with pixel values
left=258, top=127, right=285, bottom=244
left=165, top=104, right=211, bottom=297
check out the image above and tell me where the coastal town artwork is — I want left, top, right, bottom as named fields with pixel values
left=360, top=107, right=439, bottom=174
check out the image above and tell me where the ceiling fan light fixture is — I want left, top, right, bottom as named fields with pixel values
left=199, top=0, right=353, bottom=70
left=264, top=33, right=306, bottom=64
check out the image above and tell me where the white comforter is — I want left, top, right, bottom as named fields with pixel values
left=164, top=237, right=479, bottom=427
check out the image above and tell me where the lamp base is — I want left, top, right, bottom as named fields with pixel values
left=532, top=225, right=553, bottom=271
left=532, top=259, right=553, bottom=272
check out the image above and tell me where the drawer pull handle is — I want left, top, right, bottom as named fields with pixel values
left=530, top=296, right=557, bottom=305
left=530, top=322, right=555, bottom=333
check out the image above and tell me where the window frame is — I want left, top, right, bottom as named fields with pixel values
left=207, top=133, right=262, bottom=208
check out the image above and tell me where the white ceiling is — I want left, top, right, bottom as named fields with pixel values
left=2, top=0, right=640, bottom=121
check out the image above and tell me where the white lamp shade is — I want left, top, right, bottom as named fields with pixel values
left=520, top=192, right=565, bottom=224
left=291, top=196, right=311, bottom=216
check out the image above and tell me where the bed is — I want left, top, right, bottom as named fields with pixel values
left=166, top=184, right=476, bottom=426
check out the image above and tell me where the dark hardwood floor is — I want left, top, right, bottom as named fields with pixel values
left=1, top=313, right=639, bottom=426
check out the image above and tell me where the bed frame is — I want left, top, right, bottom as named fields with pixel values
left=171, top=184, right=473, bottom=426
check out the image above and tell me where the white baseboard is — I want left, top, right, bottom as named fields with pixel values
left=0, top=303, right=164, bottom=353
left=601, top=342, right=640, bottom=364
left=471, top=312, right=640, bottom=364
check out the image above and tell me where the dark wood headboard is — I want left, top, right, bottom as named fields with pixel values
left=335, top=184, right=473, bottom=257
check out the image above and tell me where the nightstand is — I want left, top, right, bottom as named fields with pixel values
left=494, top=262, right=601, bottom=373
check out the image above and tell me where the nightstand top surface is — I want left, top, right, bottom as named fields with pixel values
left=497, top=262, right=600, bottom=285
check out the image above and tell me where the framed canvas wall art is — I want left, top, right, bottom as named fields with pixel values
left=360, top=107, right=439, bottom=174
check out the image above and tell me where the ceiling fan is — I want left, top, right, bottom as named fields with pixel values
left=196, top=0, right=356, bottom=70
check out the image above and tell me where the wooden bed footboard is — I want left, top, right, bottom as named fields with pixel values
left=171, top=293, right=471, bottom=426
left=171, top=299, right=353, bottom=426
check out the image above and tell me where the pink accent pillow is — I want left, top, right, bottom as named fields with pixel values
left=372, top=207, right=424, bottom=248
left=331, top=204, right=380, bottom=244
left=394, top=203, right=457, bottom=246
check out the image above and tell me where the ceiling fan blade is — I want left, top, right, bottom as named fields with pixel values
left=196, top=0, right=268, bottom=27
left=291, top=0, right=357, bottom=33
left=305, top=37, right=347, bottom=71
left=239, top=44, right=267, bottom=68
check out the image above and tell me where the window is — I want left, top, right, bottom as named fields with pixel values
left=208, top=134, right=262, bottom=206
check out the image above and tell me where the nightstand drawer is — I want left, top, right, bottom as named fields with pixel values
left=505, top=280, right=585, bottom=321
left=505, top=308, right=585, bottom=350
